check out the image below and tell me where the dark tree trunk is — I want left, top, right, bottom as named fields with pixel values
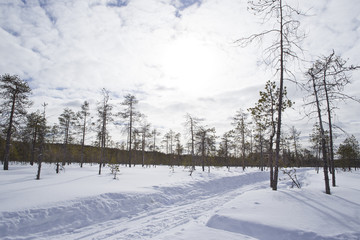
left=269, top=136, right=274, bottom=188
left=260, top=132, right=264, bottom=171
left=202, top=136, right=205, bottom=172
left=191, top=119, right=195, bottom=171
left=36, top=143, right=44, bottom=180
left=142, top=132, right=145, bottom=167
left=56, top=160, right=60, bottom=174
left=80, top=114, right=86, bottom=168
left=128, top=102, right=133, bottom=168
left=30, top=130, right=37, bottom=166
left=311, top=72, right=331, bottom=194
left=3, top=93, right=16, bottom=170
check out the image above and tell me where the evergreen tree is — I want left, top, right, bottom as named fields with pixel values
left=248, top=80, right=292, bottom=187
left=1, top=74, right=32, bottom=170
left=337, top=135, right=360, bottom=171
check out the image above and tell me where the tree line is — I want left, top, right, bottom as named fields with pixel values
left=1, top=73, right=359, bottom=181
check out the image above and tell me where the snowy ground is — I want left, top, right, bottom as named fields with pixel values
left=0, top=163, right=359, bottom=240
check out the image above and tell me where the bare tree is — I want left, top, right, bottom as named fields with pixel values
left=97, top=88, right=113, bottom=175
left=232, top=109, right=250, bottom=170
left=195, top=126, right=216, bottom=172
left=1, top=74, right=32, bottom=170
left=163, top=129, right=176, bottom=167
left=77, top=101, right=92, bottom=168
left=236, top=0, right=305, bottom=190
left=58, top=108, right=77, bottom=166
left=150, top=128, right=161, bottom=165
left=250, top=113, right=266, bottom=171
left=184, top=113, right=203, bottom=171
left=309, top=122, right=330, bottom=172
left=288, top=126, right=301, bottom=164
left=132, top=128, right=140, bottom=166
left=138, top=117, right=151, bottom=167
left=48, top=123, right=62, bottom=173
left=36, top=106, right=47, bottom=180
left=23, top=110, right=47, bottom=178
left=310, top=51, right=359, bottom=186
left=150, top=128, right=161, bottom=152
left=218, top=130, right=234, bottom=170
left=121, top=94, right=140, bottom=167
left=306, top=66, right=331, bottom=194
left=162, top=132, right=170, bottom=154
left=23, top=112, right=43, bottom=166
left=174, top=132, right=183, bottom=166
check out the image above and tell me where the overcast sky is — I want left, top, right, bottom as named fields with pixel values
left=1, top=0, right=359, bottom=148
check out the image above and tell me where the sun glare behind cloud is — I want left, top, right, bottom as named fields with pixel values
left=160, top=34, right=222, bottom=95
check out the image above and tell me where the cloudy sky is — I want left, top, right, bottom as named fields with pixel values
left=1, top=0, right=359, bottom=148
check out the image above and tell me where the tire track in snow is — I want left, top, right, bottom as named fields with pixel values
left=1, top=171, right=269, bottom=240
left=58, top=172, right=269, bottom=240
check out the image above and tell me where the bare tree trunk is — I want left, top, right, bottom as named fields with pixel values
left=269, top=86, right=276, bottom=188
left=142, top=132, right=145, bottom=167
left=80, top=114, right=86, bottom=168
left=273, top=0, right=284, bottom=191
left=311, top=72, right=331, bottom=194
left=30, top=131, right=37, bottom=166
left=191, top=118, right=195, bottom=171
left=99, top=111, right=106, bottom=175
left=260, top=132, right=264, bottom=171
left=128, top=103, right=133, bottom=168
left=56, top=160, right=60, bottom=174
left=36, top=141, right=44, bottom=180
left=62, top=124, right=69, bottom=166
left=322, top=52, right=336, bottom=187
left=241, top=119, right=246, bottom=171
left=269, top=136, right=274, bottom=188
left=202, top=134, right=205, bottom=172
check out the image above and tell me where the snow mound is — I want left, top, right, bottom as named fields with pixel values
left=206, top=170, right=360, bottom=240
left=207, top=214, right=359, bottom=240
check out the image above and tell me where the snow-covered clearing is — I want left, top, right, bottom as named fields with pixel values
left=0, top=164, right=359, bottom=240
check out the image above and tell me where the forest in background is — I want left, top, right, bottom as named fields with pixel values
left=0, top=75, right=358, bottom=173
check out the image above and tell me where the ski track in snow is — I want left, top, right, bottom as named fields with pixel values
left=1, top=171, right=269, bottom=240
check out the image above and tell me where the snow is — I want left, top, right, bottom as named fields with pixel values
left=0, top=163, right=359, bottom=240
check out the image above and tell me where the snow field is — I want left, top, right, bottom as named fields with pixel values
left=0, top=164, right=359, bottom=240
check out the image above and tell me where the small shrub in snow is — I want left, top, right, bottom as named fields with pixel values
left=282, top=168, right=301, bottom=189
left=109, top=164, right=120, bottom=179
